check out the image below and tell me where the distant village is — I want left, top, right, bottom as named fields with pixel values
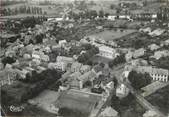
left=1, top=0, right=169, bottom=117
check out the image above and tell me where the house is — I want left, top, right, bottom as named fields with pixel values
left=98, top=46, right=119, bottom=59
left=148, top=44, right=160, bottom=51
left=107, top=15, right=116, bottom=21
left=92, top=65, right=103, bottom=77
left=133, top=48, right=146, bottom=58
left=80, top=65, right=91, bottom=74
left=61, top=71, right=72, bottom=82
left=24, top=67, right=36, bottom=76
left=32, top=51, right=43, bottom=60
left=101, top=81, right=114, bottom=96
left=99, top=107, right=118, bottom=117
left=23, top=53, right=31, bottom=60
left=55, top=56, right=74, bottom=71
left=15, top=68, right=29, bottom=79
left=59, top=40, right=67, bottom=47
left=47, top=62, right=66, bottom=70
left=70, top=79, right=81, bottom=89
left=125, top=51, right=133, bottom=62
left=116, top=84, right=129, bottom=98
left=69, top=72, right=82, bottom=80
left=54, top=62, right=67, bottom=71
left=139, top=27, right=151, bottom=33
left=122, top=71, right=130, bottom=81
left=149, top=28, right=165, bottom=37
left=0, top=69, right=16, bottom=86
left=71, top=62, right=82, bottom=73
left=56, top=56, right=74, bottom=63
left=161, top=39, right=169, bottom=47
left=129, top=59, right=148, bottom=66
left=78, top=71, right=97, bottom=89
left=36, top=66, right=47, bottom=73
left=41, top=54, right=50, bottom=62
left=151, top=50, right=169, bottom=60
left=164, top=39, right=169, bottom=46
left=5, top=50, right=16, bottom=57
left=32, top=59, right=41, bottom=66
left=143, top=110, right=160, bottom=117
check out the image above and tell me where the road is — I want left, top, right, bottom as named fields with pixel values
left=110, top=64, right=166, bottom=117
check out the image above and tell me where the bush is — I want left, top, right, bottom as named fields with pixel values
left=128, top=71, right=151, bottom=90
left=1, top=69, right=62, bottom=107
left=108, top=54, right=126, bottom=68
left=2, top=57, right=16, bottom=66
left=77, top=45, right=99, bottom=64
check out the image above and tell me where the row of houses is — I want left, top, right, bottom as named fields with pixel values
left=81, top=36, right=120, bottom=60
left=139, top=27, right=165, bottom=37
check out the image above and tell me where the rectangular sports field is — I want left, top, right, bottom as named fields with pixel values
left=89, top=29, right=137, bottom=41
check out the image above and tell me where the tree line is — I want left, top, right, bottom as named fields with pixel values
left=68, top=10, right=110, bottom=21
left=1, top=0, right=27, bottom=6
left=1, top=6, right=44, bottom=16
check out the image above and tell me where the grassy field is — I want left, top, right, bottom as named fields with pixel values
left=28, top=90, right=60, bottom=113
left=146, top=85, right=169, bottom=115
left=89, top=29, right=137, bottom=41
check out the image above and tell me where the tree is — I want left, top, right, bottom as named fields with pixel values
left=110, top=4, right=115, bottom=9
left=155, top=56, right=169, bottom=70
left=131, top=39, right=145, bottom=49
left=83, top=80, right=92, bottom=88
left=27, top=7, right=31, bottom=14
left=108, top=54, right=126, bottom=68
left=99, top=10, right=104, bottom=18
left=105, top=13, right=110, bottom=17
left=128, top=71, right=151, bottom=90
left=2, top=57, right=16, bottom=66
left=14, top=8, right=18, bottom=15
left=77, top=45, right=99, bottom=64
left=35, top=34, right=44, bottom=44
left=89, top=10, right=97, bottom=19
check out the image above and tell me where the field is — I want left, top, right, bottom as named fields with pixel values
left=89, top=29, right=137, bottom=41
left=28, top=90, right=60, bottom=114
left=146, top=85, right=169, bottom=115
left=1, top=3, right=64, bottom=19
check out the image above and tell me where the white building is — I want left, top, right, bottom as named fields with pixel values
left=107, top=16, right=116, bottom=21
left=98, top=46, right=119, bottom=59
left=116, top=84, right=129, bottom=98
left=148, top=44, right=160, bottom=51
left=58, top=40, right=67, bottom=47
left=125, top=65, right=169, bottom=82
left=133, top=48, right=146, bottom=58
left=150, top=68, right=169, bottom=82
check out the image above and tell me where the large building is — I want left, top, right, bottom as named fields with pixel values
left=98, top=46, right=119, bottom=59
left=125, top=65, right=169, bottom=82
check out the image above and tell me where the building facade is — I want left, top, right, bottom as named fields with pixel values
left=98, top=46, right=119, bottom=59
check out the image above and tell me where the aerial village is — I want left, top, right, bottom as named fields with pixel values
left=0, top=0, right=169, bottom=117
